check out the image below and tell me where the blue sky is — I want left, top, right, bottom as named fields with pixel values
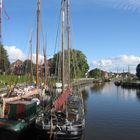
left=2, top=0, right=140, bottom=73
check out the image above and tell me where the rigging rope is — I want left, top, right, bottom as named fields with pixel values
left=54, top=8, right=61, bottom=55
left=2, top=0, right=10, bottom=20
left=54, top=8, right=62, bottom=81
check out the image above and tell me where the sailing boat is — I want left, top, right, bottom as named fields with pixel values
left=0, top=0, right=44, bottom=133
left=114, top=68, right=122, bottom=86
left=36, top=0, right=85, bottom=139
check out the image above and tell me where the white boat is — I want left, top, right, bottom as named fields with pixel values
left=55, top=82, right=62, bottom=88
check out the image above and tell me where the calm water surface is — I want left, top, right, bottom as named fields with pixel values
left=84, top=82, right=140, bottom=140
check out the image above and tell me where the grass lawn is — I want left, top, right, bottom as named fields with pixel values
left=0, top=75, right=30, bottom=88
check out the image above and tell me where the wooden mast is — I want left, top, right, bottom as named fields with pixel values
left=0, top=0, right=2, bottom=45
left=36, top=0, right=40, bottom=88
left=43, top=46, right=47, bottom=88
left=61, top=0, right=65, bottom=92
left=29, top=33, right=33, bottom=83
left=67, top=0, right=70, bottom=88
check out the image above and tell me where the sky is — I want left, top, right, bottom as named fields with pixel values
left=2, top=0, right=140, bottom=73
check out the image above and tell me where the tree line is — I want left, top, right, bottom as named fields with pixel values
left=0, top=45, right=89, bottom=79
left=0, top=45, right=10, bottom=73
left=1, top=44, right=140, bottom=80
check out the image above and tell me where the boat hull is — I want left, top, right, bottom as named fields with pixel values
left=114, top=81, right=121, bottom=86
left=0, top=129, right=19, bottom=140
left=36, top=126, right=84, bottom=140
left=36, top=118, right=85, bottom=140
left=0, top=117, right=36, bottom=140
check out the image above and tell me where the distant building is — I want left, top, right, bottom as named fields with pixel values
left=103, top=71, right=109, bottom=79
left=9, top=59, right=24, bottom=75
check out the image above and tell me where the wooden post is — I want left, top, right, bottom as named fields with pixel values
left=36, top=0, right=41, bottom=88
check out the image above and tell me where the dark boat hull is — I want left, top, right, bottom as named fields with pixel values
left=36, top=119, right=85, bottom=140
left=0, top=119, right=36, bottom=140
left=36, top=127, right=84, bottom=140
left=0, top=129, right=19, bottom=140
left=114, top=81, right=121, bottom=86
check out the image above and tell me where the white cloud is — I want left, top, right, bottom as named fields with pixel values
left=91, top=58, right=114, bottom=72
left=73, top=0, right=140, bottom=12
left=92, top=60, right=97, bottom=65
left=87, top=0, right=140, bottom=12
left=99, top=59, right=112, bottom=67
left=91, top=54, right=140, bottom=73
left=92, top=59, right=113, bottom=68
left=4, top=46, right=26, bottom=63
left=32, top=53, right=44, bottom=64
left=113, top=55, right=140, bottom=65
left=4, top=45, right=45, bottom=64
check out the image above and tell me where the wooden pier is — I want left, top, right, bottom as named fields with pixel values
left=72, top=78, right=94, bottom=87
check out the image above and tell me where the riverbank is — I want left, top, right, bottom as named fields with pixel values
left=121, top=81, right=140, bottom=89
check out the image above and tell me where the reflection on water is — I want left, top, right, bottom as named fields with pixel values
left=83, top=82, right=140, bottom=140
left=90, top=83, right=105, bottom=93
left=136, top=90, right=140, bottom=102
left=81, top=89, right=89, bottom=114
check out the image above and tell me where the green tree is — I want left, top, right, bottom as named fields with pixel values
left=0, top=45, right=10, bottom=73
left=51, top=49, right=89, bottom=79
left=70, top=49, right=89, bottom=78
left=136, top=64, right=140, bottom=80
left=23, top=59, right=34, bottom=75
left=88, top=68, right=103, bottom=78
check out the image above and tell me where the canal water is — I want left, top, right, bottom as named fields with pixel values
left=1, top=82, right=140, bottom=140
left=83, top=82, right=140, bottom=140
